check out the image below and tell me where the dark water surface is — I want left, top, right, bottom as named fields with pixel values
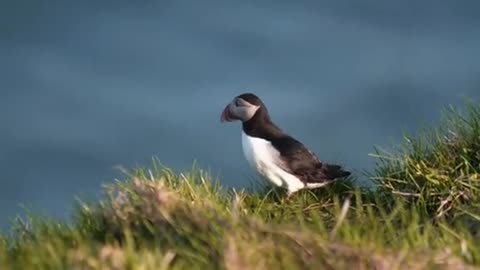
left=1, top=0, right=479, bottom=228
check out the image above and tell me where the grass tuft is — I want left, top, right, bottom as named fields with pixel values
left=372, top=103, right=480, bottom=221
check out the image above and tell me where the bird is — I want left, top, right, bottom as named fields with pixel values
left=220, top=93, right=350, bottom=200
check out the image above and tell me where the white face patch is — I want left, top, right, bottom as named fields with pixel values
left=241, top=131, right=305, bottom=193
left=229, top=98, right=260, bottom=122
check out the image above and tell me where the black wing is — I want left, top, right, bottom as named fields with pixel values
left=270, top=136, right=350, bottom=183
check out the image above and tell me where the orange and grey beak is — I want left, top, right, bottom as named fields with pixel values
left=221, top=104, right=238, bottom=123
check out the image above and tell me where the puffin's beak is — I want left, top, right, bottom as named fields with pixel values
left=221, top=104, right=236, bottom=123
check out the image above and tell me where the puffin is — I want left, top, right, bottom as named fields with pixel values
left=220, top=93, right=350, bottom=199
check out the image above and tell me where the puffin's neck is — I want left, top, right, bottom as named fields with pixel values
left=242, top=107, right=283, bottom=140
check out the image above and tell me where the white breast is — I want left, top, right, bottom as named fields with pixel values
left=241, top=131, right=305, bottom=192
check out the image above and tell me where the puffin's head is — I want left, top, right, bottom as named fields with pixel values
left=221, top=93, right=264, bottom=123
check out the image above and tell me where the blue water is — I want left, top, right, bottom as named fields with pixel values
left=1, top=0, right=479, bottom=228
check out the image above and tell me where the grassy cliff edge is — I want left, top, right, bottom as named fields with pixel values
left=1, top=103, right=480, bottom=270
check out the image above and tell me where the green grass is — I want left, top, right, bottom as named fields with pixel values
left=1, top=103, right=480, bottom=269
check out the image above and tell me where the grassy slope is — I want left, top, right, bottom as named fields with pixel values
left=1, top=104, right=480, bottom=270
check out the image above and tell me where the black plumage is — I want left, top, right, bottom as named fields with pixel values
left=240, top=93, right=351, bottom=184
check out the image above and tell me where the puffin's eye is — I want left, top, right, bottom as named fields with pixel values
left=235, top=98, right=242, bottom=107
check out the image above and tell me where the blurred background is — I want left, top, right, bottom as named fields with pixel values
left=1, top=0, right=479, bottom=229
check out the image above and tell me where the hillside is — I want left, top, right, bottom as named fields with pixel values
left=1, top=103, right=479, bottom=270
